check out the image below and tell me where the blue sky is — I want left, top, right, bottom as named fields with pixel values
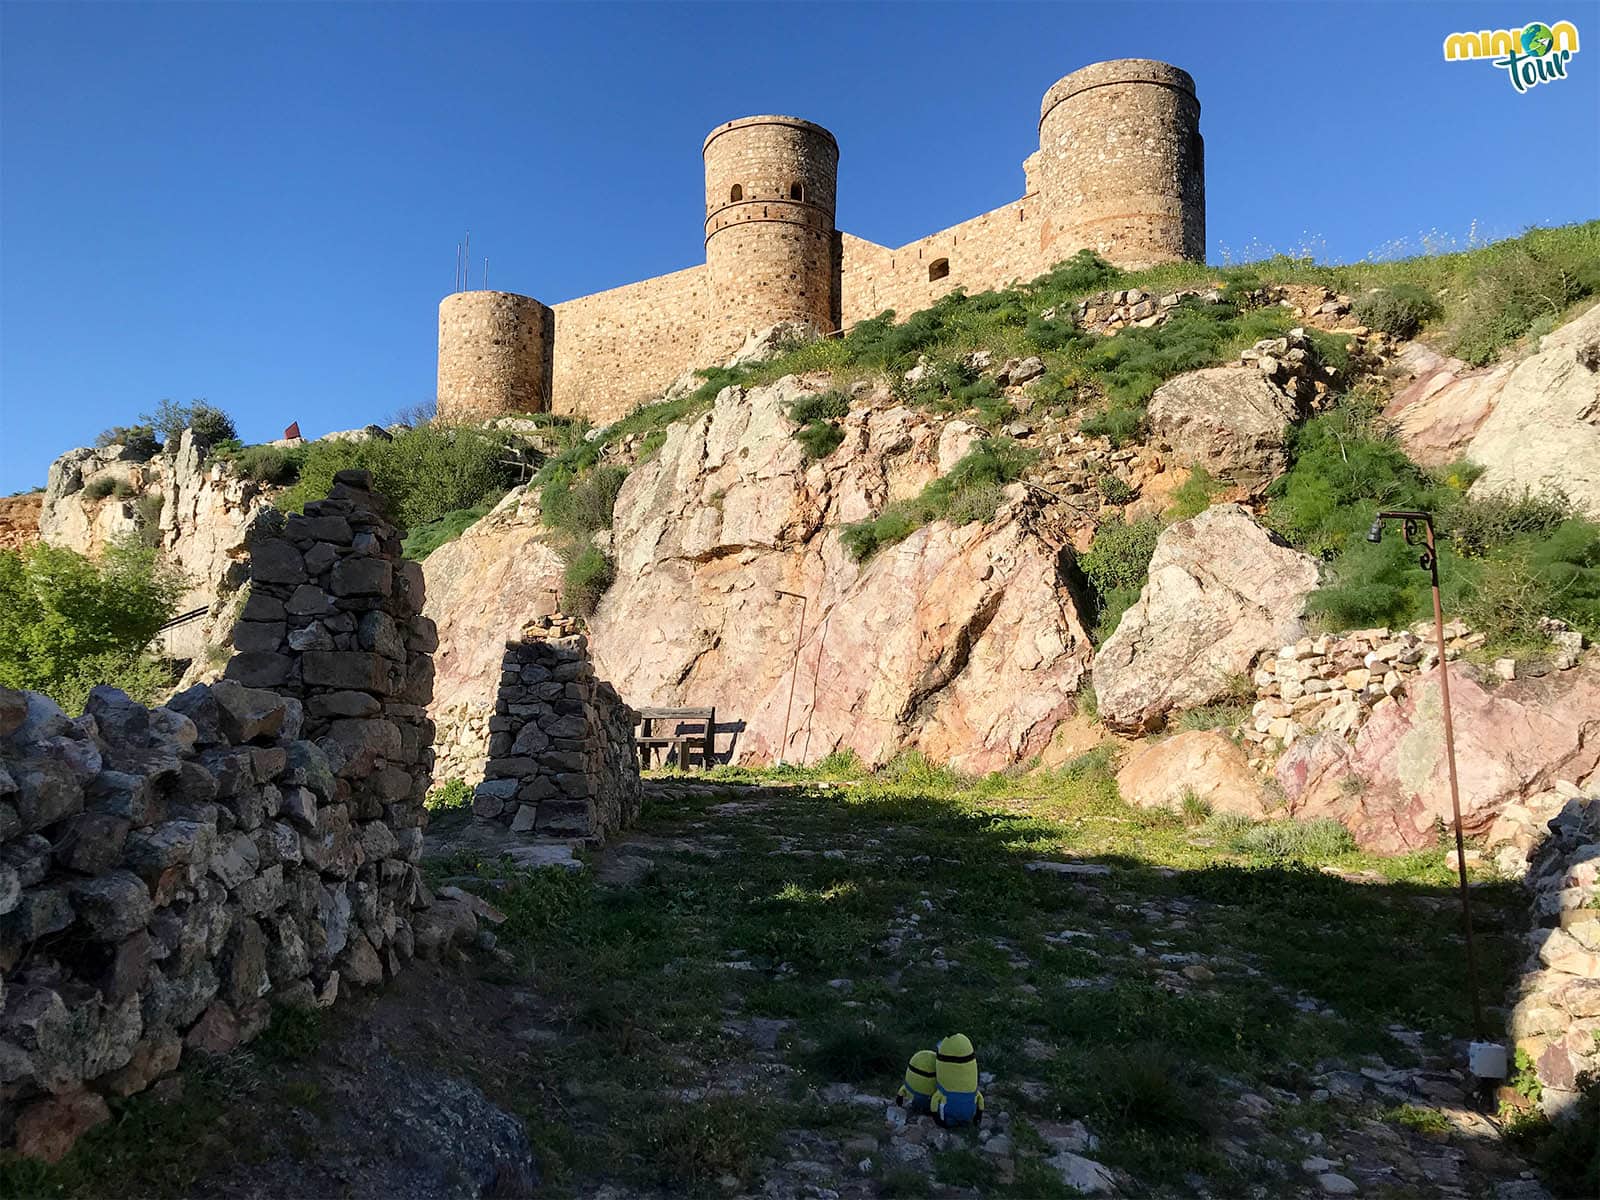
left=2, top=1, right=1596, bottom=491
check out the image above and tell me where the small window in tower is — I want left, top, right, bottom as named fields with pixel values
left=729, top=184, right=743, bottom=202
left=789, top=181, right=804, bottom=202
left=928, top=258, right=950, bottom=282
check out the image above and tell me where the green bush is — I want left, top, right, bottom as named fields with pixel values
left=786, top=391, right=850, bottom=425
left=793, top=420, right=846, bottom=460
left=83, top=477, right=118, bottom=501
left=0, top=539, right=185, bottom=711
left=1444, top=486, right=1579, bottom=557
left=840, top=438, right=1034, bottom=561
left=277, top=424, right=518, bottom=531
left=541, top=465, right=628, bottom=540
left=1077, top=517, right=1159, bottom=641
left=1451, top=245, right=1595, bottom=365
left=1352, top=284, right=1441, bottom=339
left=1079, top=401, right=1146, bottom=448
left=402, top=504, right=491, bottom=561
left=1095, top=473, right=1134, bottom=506
left=562, top=545, right=615, bottom=617
left=427, top=779, right=473, bottom=810
left=139, top=399, right=236, bottom=446
left=1164, top=466, right=1219, bottom=521
left=229, top=443, right=306, bottom=486
left=93, top=424, right=161, bottom=457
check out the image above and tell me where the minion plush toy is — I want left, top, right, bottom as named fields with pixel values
left=931, top=1033, right=985, bottom=1127
left=895, top=1049, right=938, bottom=1114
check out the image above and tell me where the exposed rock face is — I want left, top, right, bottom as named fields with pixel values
left=1094, top=505, right=1319, bottom=732
left=422, top=489, right=566, bottom=784
left=426, top=378, right=1093, bottom=774
left=1146, top=367, right=1298, bottom=490
left=0, top=492, right=41, bottom=553
left=1385, top=301, right=1600, bottom=515
left=1280, top=663, right=1600, bottom=853
left=590, top=379, right=1091, bottom=772
left=1115, top=730, right=1268, bottom=817
left=38, top=431, right=276, bottom=663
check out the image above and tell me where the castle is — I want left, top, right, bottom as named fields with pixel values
left=436, top=58, right=1205, bottom=426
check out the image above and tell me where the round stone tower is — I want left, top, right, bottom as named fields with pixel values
left=1037, top=59, right=1204, bottom=267
left=436, top=290, right=553, bottom=422
left=702, top=115, right=839, bottom=343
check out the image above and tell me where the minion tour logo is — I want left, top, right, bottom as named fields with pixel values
left=1443, top=20, right=1581, bottom=92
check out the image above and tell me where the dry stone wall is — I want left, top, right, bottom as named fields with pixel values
left=472, top=616, right=641, bottom=844
left=0, top=469, right=468, bottom=1162
left=1502, top=795, right=1600, bottom=1120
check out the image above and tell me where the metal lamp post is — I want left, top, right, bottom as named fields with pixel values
left=775, top=589, right=807, bottom=766
left=1365, top=510, right=1489, bottom=1051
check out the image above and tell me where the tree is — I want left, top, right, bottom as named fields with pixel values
left=0, top=538, right=187, bottom=711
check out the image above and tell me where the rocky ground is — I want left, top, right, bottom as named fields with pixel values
left=6, top=768, right=1568, bottom=1200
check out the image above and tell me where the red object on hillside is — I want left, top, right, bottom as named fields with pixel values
left=284, top=421, right=302, bottom=440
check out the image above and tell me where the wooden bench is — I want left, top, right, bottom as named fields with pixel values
left=635, top=706, right=716, bottom=770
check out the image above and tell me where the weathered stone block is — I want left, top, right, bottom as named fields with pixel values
left=331, top=558, right=392, bottom=597
left=69, top=871, right=152, bottom=941
left=250, top=538, right=306, bottom=585
left=302, top=651, right=400, bottom=694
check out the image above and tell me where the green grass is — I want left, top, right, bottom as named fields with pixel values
left=13, top=759, right=1526, bottom=1198
left=401, top=503, right=491, bottom=560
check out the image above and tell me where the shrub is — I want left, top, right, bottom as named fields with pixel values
left=1444, top=485, right=1579, bottom=557
left=541, top=465, right=628, bottom=540
left=786, top=391, right=850, bottom=426
left=1079, top=401, right=1146, bottom=448
left=230, top=443, right=306, bottom=486
left=83, top=477, right=118, bottom=501
left=1204, top=815, right=1358, bottom=862
left=402, top=505, right=491, bottom=561
left=427, top=779, right=472, bottom=810
left=1086, top=1044, right=1212, bottom=1137
left=794, top=420, right=845, bottom=461
left=839, top=439, right=1033, bottom=561
left=1451, top=247, right=1594, bottom=365
left=277, top=424, right=518, bottom=531
left=1352, top=284, right=1441, bottom=339
left=1164, top=466, right=1219, bottom=521
left=1077, top=517, right=1159, bottom=641
left=93, top=424, right=161, bottom=457
left=808, top=1022, right=901, bottom=1083
left=562, top=545, right=614, bottom=617
left=138, top=399, right=236, bottom=446
left=0, top=539, right=185, bottom=710
left=1095, top=473, right=1134, bottom=505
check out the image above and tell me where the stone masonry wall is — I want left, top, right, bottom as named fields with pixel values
left=1502, top=795, right=1600, bottom=1120
left=471, top=616, right=641, bottom=844
left=437, top=291, right=554, bottom=424
left=0, top=469, right=467, bottom=1162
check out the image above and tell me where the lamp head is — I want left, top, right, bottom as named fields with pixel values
left=1366, top=516, right=1385, bottom=544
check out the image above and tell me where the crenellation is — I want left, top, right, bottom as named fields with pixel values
left=436, top=58, right=1205, bottom=427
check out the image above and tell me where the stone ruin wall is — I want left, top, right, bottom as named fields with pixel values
left=437, top=58, right=1206, bottom=427
left=0, top=470, right=463, bottom=1160
left=470, top=616, right=641, bottom=844
left=437, top=291, right=554, bottom=422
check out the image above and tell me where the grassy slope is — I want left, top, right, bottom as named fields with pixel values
left=5, top=759, right=1531, bottom=1197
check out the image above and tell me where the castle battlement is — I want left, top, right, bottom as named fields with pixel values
left=437, top=58, right=1205, bottom=426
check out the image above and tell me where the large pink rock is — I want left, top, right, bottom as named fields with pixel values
left=1284, top=663, right=1600, bottom=852
left=586, top=377, right=1093, bottom=772
left=1093, top=505, right=1319, bottom=732
left=1116, top=730, right=1269, bottom=816
left=1384, top=302, right=1600, bottom=517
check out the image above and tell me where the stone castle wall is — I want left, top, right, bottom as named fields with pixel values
left=547, top=265, right=715, bottom=427
left=437, top=58, right=1205, bottom=426
left=437, top=291, right=553, bottom=423
left=0, top=469, right=460, bottom=1161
